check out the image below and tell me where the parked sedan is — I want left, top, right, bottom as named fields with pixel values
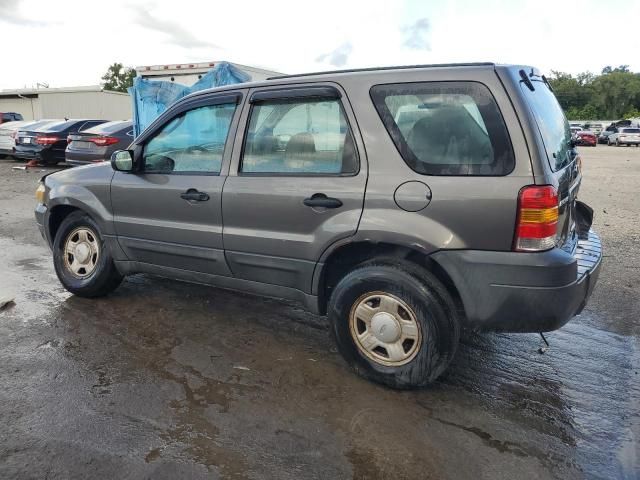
left=0, top=112, right=23, bottom=124
left=608, top=127, right=640, bottom=146
left=575, top=130, right=597, bottom=147
left=0, top=120, right=58, bottom=158
left=597, top=130, right=614, bottom=144
left=14, top=119, right=107, bottom=165
left=65, top=121, right=133, bottom=166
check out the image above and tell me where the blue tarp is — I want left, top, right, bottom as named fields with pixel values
left=128, top=61, right=251, bottom=137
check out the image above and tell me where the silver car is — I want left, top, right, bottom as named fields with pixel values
left=608, top=127, right=640, bottom=146
left=34, top=63, right=602, bottom=388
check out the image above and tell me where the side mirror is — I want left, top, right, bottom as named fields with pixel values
left=111, top=150, right=134, bottom=172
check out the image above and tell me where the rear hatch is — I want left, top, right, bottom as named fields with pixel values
left=14, top=120, right=61, bottom=147
left=518, top=72, right=581, bottom=250
left=16, top=129, right=39, bottom=146
left=67, top=132, right=101, bottom=153
left=620, top=128, right=640, bottom=142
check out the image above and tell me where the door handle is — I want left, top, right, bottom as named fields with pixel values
left=180, top=189, right=210, bottom=202
left=303, top=193, right=343, bottom=209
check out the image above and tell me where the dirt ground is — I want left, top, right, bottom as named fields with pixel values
left=0, top=145, right=638, bottom=480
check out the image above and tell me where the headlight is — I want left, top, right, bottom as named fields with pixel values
left=35, top=183, right=46, bottom=203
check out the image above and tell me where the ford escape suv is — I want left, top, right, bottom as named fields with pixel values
left=34, top=63, right=602, bottom=389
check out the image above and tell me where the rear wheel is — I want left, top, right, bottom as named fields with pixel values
left=328, top=261, right=460, bottom=389
left=52, top=211, right=123, bottom=297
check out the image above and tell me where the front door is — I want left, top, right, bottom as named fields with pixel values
left=222, top=85, right=367, bottom=292
left=111, top=96, right=241, bottom=275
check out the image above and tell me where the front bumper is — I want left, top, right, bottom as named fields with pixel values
left=432, top=230, right=602, bottom=332
left=35, top=203, right=49, bottom=245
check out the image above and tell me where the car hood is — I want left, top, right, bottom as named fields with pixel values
left=45, top=162, right=115, bottom=190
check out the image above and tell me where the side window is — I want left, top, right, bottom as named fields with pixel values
left=241, top=97, right=358, bottom=175
left=143, top=103, right=237, bottom=174
left=370, top=82, right=514, bottom=175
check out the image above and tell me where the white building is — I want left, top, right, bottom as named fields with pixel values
left=135, top=61, right=282, bottom=86
left=0, top=86, right=131, bottom=121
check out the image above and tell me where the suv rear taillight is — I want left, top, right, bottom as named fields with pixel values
left=88, top=136, right=119, bottom=147
left=513, top=185, right=559, bottom=252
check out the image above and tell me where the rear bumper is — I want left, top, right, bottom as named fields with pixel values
left=13, top=149, right=38, bottom=160
left=432, top=230, right=602, bottom=332
left=66, top=155, right=108, bottom=166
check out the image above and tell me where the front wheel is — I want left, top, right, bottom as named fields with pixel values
left=52, top=211, right=123, bottom=297
left=328, top=261, right=460, bottom=389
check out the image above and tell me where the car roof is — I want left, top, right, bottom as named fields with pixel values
left=180, top=62, right=502, bottom=101
left=40, top=119, right=105, bottom=131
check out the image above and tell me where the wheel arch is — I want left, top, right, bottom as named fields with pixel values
left=48, top=204, right=82, bottom=245
left=315, top=240, right=465, bottom=318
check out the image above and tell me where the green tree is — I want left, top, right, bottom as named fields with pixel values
left=101, top=63, right=136, bottom=93
left=589, top=71, right=640, bottom=118
left=549, top=67, right=640, bottom=119
left=602, top=65, right=630, bottom=75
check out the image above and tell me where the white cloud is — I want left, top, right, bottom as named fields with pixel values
left=0, top=0, right=638, bottom=90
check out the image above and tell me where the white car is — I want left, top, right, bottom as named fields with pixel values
left=0, top=119, right=57, bottom=158
left=608, top=127, right=640, bottom=146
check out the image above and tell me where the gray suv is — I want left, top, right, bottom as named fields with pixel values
left=35, top=63, right=602, bottom=388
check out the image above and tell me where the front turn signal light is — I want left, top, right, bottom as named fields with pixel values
left=35, top=183, right=46, bottom=203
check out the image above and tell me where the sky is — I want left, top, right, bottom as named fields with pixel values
left=0, top=0, right=638, bottom=90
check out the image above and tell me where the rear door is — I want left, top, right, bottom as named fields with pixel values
left=111, top=92, right=243, bottom=275
left=221, top=84, right=366, bottom=292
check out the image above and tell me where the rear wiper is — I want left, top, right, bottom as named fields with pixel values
left=519, top=69, right=535, bottom=91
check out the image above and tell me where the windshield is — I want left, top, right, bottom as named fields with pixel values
left=521, top=80, right=574, bottom=171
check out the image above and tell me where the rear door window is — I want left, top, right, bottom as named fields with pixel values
left=370, top=82, right=514, bottom=175
left=241, top=97, right=358, bottom=175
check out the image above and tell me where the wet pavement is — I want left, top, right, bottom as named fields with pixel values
left=0, top=149, right=638, bottom=479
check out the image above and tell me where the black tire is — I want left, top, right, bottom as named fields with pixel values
left=328, top=260, right=460, bottom=389
left=52, top=211, right=123, bottom=297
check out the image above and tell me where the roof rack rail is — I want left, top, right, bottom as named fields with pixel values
left=267, top=62, right=495, bottom=80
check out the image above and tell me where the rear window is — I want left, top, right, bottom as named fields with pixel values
left=21, top=120, right=56, bottom=131
left=520, top=80, right=574, bottom=171
left=40, top=120, right=77, bottom=131
left=622, top=128, right=640, bottom=133
left=41, top=120, right=99, bottom=132
left=84, top=121, right=132, bottom=135
left=370, top=82, right=514, bottom=175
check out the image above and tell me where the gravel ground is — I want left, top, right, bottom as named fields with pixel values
left=0, top=146, right=638, bottom=479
